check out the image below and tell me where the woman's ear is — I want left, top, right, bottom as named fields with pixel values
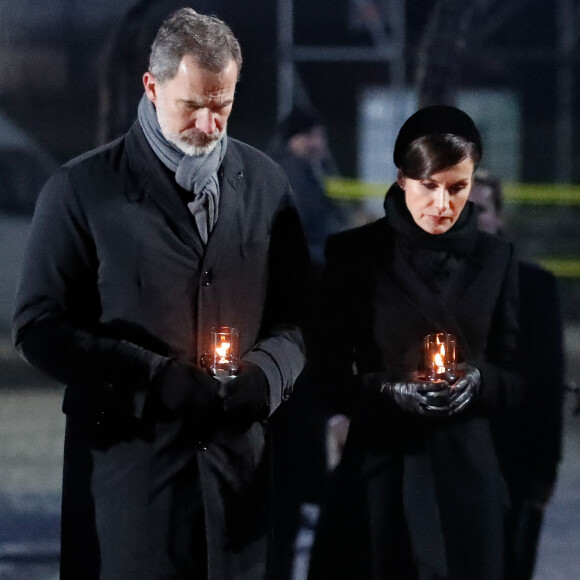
left=397, top=170, right=406, bottom=190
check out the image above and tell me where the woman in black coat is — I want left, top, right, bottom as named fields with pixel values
left=308, top=106, right=525, bottom=580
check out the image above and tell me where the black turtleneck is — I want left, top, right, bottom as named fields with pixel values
left=383, top=183, right=479, bottom=293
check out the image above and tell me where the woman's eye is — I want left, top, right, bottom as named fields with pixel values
left=422, top=182, right=438, bottom=190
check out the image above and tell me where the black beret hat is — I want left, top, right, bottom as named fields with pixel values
left=393, top=105, right=482, bottom=167
left=280, top=108, right=322, bottom=141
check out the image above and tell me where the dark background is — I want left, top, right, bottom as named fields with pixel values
left=0, top=0, right=571, bottom=178
left=0, top=4, right=579, bottom=579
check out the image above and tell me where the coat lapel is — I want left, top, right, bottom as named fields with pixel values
left=125, top=123, right=203, bottom=255
left=204, top=142, right=243, bottom=263
left=373, top=222, right=482, bottom=357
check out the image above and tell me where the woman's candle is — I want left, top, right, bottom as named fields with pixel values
left=424, top=333, right=456, bottom=381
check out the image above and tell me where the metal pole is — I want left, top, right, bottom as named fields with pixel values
left=384, top=0, right=406, bottom=86
left=277, top=0, right=294, bottom=121
left=555, top=0, right=575, bottom=183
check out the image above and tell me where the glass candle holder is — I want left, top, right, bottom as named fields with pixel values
left=201, top=326, right=240, bottom=379
left=424, top=333, right=457, bottom=382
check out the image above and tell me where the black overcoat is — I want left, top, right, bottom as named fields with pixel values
left=309, top=207, right=525, bottom=580
left=12, top=124, right=310, bottom=580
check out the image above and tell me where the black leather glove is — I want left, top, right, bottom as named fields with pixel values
left=223, top=362, right=270, bottom=423
left=375, top=363, right=481, bottom=417
left=379, top=379, right=451, bottom=416
left=443, top=362, right=481, bottom=415
left=152, top=360, right=223, bottom=420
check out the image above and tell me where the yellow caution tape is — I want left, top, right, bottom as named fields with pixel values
left=538, top=258, right=580, bottom=278
left=325, top=178, right=580, bottom=205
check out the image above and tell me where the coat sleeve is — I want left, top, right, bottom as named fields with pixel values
left=243, top=186, right=312, bottom=415
left=476, top=243, right=527, bottom=411
left=308, top=232, right=361, bottom=417
left=518, top=264, right=565, bottom=483
left=12, top=168, right=167, bottom=418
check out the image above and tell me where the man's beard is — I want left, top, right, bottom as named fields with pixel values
left=156, top=105, right=225, bottom=157
left=163, top=126, right=225, bottom=157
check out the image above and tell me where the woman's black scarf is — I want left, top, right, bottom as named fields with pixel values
left=383, top=183, right=479, bottom=291
left=383, top=183, right=478, bottom=254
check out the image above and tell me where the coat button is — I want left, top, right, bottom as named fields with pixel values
left=96, top=410, right=106, bottom=426
left=196, top=441, right=207, bottom=451
left=201, top=271, right=212, bottom=286
left=282, top=385, right=293, bottom=401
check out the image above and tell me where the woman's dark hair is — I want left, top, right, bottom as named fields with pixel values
left=393, top=105, right=483, bottom=179
left=398, top=133, right=482, bottom=179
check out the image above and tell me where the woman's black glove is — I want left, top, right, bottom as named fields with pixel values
left=370, top=362, right=481, bottom=417
left=152, top=360, right=223, bottom=420
left=379, top=379, right=451, bottom=416
left=223, top=362, right=270, bottom=423
left=444, top=362, right=481, bottom=415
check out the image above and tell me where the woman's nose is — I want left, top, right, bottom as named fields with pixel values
left=433, top=189, right=450, bottom=213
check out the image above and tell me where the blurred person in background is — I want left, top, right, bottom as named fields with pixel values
left=470, top=171, right=565, bottom=580
left=12, top=8, right=310, bottom=580
left=308, top=105, right=526, bottom=580
left=268, top=107, right=347, bottom=270
left=267, top=107, right=348, bottom=580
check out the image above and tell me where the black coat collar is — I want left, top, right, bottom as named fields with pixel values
left=368, top=218, right=483, bottom=359
left=124, top=123, right=246, bottom=257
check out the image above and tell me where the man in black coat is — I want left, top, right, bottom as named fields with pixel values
left=12, top=8, right=310, bottom=580
left=470, top=172, right=565, bottom=580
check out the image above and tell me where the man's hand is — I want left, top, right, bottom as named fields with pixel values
left=152, top=360, right=223, bottom=420
left=223, top=362, right=270, bottom=424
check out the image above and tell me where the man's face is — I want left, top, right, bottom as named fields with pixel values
left=143, top=55, right=238, bottom=156
left=469, top=181, right=503, bottom=235
left=288, top=126, right=328, bottom=161
left=398, top=157, right=474, bottom=235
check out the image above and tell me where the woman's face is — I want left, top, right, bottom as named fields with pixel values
left=398, top=157, right=475, bottom=235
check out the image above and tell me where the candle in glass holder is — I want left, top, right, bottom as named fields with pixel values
left=424, top=333, right=457, bottom=382
left=201, top=326, right=240, bottom=380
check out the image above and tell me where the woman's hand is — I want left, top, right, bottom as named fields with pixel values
left=380, top=379, right=450, bottom=416
left=369, top=363, right=481, bottom=416
left=444, top=362, right=481, bottom=414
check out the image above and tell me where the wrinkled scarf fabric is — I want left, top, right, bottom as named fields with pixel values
left=384, top=182, right=479, bottom=292
left=138, top=93, right=227, bottom=243
left=383, top=182, right=478, bottom=255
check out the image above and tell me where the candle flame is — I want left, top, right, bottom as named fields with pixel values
left=434, top=351, right=446, bottom=374
left=216, top=341, right=231, bottom=363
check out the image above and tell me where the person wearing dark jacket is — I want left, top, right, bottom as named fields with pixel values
left=269, top=108, right=345, bottom=268
left=267, top=108, right=346, bottom=580
left=12, top=8, right=310, bottom=580
left=470, top=174, right=565, bottom=580
left=308, top=105, right=525, bottom=580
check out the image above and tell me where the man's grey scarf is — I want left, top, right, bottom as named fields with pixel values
left=138, top=94, right=227, bottom=243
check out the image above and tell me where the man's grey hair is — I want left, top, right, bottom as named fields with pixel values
left=149, top=8, right=242, bottom=83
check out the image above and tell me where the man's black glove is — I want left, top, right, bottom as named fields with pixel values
left=223, top=362, right=270, bottom=423
left=151, top=360, right=223, bottom=420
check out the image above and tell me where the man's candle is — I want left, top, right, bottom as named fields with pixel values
left=202, top=326, right=240, bottom=379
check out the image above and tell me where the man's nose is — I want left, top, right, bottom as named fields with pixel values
left=195, top=109, right=217, bottom=134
